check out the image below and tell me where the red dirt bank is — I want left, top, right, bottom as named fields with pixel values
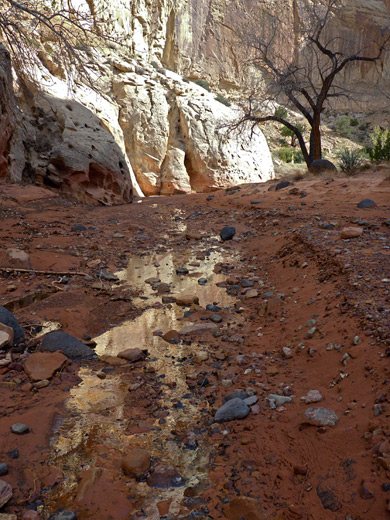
left=0, top=170, right=389, bottom=520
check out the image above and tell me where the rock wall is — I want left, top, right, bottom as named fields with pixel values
left=82, top=0, right=390, bottom=103
left=0, top=45, right=16, bottom=178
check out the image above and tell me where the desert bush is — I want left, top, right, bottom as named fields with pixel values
left=369, top=126, right=390, bottom=162
left=215, top=93, right=231, bottom=107
left=337, top=148, right=365, bottom=174
left=350, top=117, right=359, bottom=126
left=280, top=123, right=306, bottom=147
left=335, top=116, right=353, bottom=138
left=194, top=79, right=211, bottom=91
left=274, top=106, right=288, bottom=119
left=277, top=148, right=304, bottom=163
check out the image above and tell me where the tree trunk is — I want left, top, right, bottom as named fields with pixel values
left=309, top=114, right=322, bottom=163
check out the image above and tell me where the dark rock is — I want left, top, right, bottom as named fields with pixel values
left=198, top=278, right=208, bottom=285
left=97, top=269, right=119, bottom=281
left=215, top=398, right=249, bottom=422
left=360, top=480, right=374, bottom=499
left=382, top=482, right=390, bottom=491
left=220, top=226, right=236, bottom=241
left=0, top=463, right=8, bottom=476
left=197, top=377, right=209, bottom=387
left=41, top=331, right=97, bottom=360
left=11, top=423, right=30, bottom=434
left=147, top=464, right=184, bottom=488
left=241, top=279, right=254, bottom=288
left=275, top=180, right=291, bottom=191
left=309, top=159, right=337, bottom=174
left=357, top=198, right=377, bottom=209
left=71, top=225, right=86, bottom=232
left=0, top=306, right=25, bottom=345
left=7, top=449, right=18, bottom=459
left=222, top=389, right=247, bottom=403
left=209, top=314, right=222, bottom=323
left=206, top=304, right=221, bottom=312
left=49, top=511, right=77, bottom=520
left=176, top=267, right=189, bottom=275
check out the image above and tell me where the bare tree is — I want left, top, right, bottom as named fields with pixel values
left=0, top=0, right=121, bottom=91
left=232, top=0, right=390, bottom=168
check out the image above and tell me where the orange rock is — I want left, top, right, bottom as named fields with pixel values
left=117, top=348, right=145, bottom=362
left=24, top=352, right=67, bottom=381
left=223, top=497, right=264, bottom=520
left=157, top=498, right=172, bottom=517
left=175, top=294, right=200, bottom=306
left=121, top=449, right=151, bottom=478
left=340, top=227, right=363, bottom=239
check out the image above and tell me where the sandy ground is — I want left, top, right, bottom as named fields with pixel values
left=0, top=168, right=389, bottom=520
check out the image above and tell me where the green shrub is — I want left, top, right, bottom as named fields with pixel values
left=151, top=61, right=159, bottom=68
left=274, top=106, right=288, bottom=119
left=277, top=148, right=293, bottom=163
left=292, top=150, right=304, bottom=163
left=350, top=118, right=359, bottom=127
left=280, top=123, right=305, bottom=147
left=215, top=93, right=231, bottom=107
left=335, top=116, right=352, bottom=138
left=369, top=126, right=390, bottom=163
left=194, top=79, right=211, bottom=91
left=359, top=122, right=369, bottom=131
left=337, top=148, right=364, bottom=174
left=183, top=77, right=190, bottom=83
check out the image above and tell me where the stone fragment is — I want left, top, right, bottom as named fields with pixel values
left=266, top=366, right=279, bottom=376
left=175, top=294, right=199, bottom=306
left=268, top=394, right=292, bottom=406
left=282, top=347, right=293, bottom=358
left=304, top=390, right=323, bottom=404
left=24, top=352, right=67, bottom=381
left=214, top=398, right=249, bottom=423
left=117, top=348, right=146, bottom=362
left=175, top=267, right=189, bottom=275
left=275, top=180, right=291, bottom=191
left=304, top=407, right=339, bottom=427
left=0, top=248, right=31, bottom=270
left=23, top=511, right=42, bottom=520
left=245, top=289, right=258, bottom=299
left=186, top=232, right=202, bottom=240
left=121, top=448, right=151, bottom=478
left=357, top=199, right=377, bottom=209
left=71, top=225, right=87, bottom=232
left=0, top=323, right=13, bottom=347
left=222, top=389, right=247, bottom=403
left=0, top=464, right=7, bottom=476
left=0, top=479, right=12, bottom=508
left=48, top=511, right=77, bottom=520
left=360, top=480, right=374, bottom=499
left=179, top=323, right=218, bottom=335
left=147, top=464, right=183, bottom=488
left=220, top=226, right=236, bottom=241
left=223, top=496, right=263, bottom=520
left=162, top=330, right=180, bottom=343
left=244, top=395, right=258, bottom=406
left=0, top=307, right=25, bottom=345
left=193, top=351, right=209, bottom=363
left=209, top=314, right=222, bottom=323
left=97, top=269, right=119, bottom=281
left=34, top=379, right=50, bottom=389
left=11, top=423, right=29, bottom=434
left=41, top=331, right=96, bottom=360
left=100, top=355, right=126, bottom=365
left=340, top=227, right=363, bottom=239
left=0, top=331, right=11, bottom=349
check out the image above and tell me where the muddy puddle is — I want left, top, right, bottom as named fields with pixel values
left=44, top=245, right=236, bottom=519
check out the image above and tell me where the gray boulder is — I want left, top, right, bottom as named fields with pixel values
left=41, top=331, right=97, bottom=360
left=309, top=159, right=337, bottom=174
left=214, top=398, right=249, bottom=423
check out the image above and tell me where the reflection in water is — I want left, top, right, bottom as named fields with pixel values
left=46, top=245, right=234, bottom=519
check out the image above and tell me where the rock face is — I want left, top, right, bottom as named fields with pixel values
left=113, top=68, right=274, bottom=195
left=0, top=45, right=16, bottom=179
